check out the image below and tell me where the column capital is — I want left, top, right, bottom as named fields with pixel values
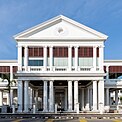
left=99, top=45, right=105, bottom=48
left=43, top=45, right=48, bottom=48
left=68, top=45, right=72, bottom=48
left=24, top=45, right=28, bottom=48
left=17, top=45, right=22, bottom=48
left=74, top=80, right=78, bottom=82
left=93, top=45, right=98, bottom=48
left=68, top=80, right=72, bottom=82
left=49, top=80, right=54, bottom=83
left=49, top=45, right=53, bottom=48
left=74, top=46, right=79, bottom=48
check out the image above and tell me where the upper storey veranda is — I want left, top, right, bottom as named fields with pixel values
left=14, top=15, right=108, bottom=73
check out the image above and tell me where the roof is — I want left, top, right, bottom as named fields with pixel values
left=14, top=15, right=108, bottom=41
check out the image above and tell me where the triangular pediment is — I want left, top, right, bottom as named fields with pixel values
left=14, top=15, right=108, bottom=41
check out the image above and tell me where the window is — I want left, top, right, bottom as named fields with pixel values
left=28, top=60, right=43, bottom=66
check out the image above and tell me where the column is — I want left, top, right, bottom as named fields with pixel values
left=115, top=90, right=118, bottom=105
left=99, top=46, right=104, bottom=71
left=43, top=81, right=48, bottom=112
left=43, top=46, right=47, bottom=71
left=10, top=89, right=13, bottom=106
left=35, top=90, right=38, bottom=111
left=24, top=81, right=29, bottom=112
left=64, top=88, right=68, bottom=111
left=85, top=88, right=90, bottom=111
left=98, top=80, right=104, bottom=111
left=74, top=80, right=78, bottom=112
left=6, top=92, right=10, bottom=105
left=0, top=90, right=3, bottom=106
left=17, top=80, right=23, bottom=112
left=75, top=46, right=78, bottom=71
left=49, top=80, right=54, bottom=112
left=18, top=45, right=22, bottom=71
left=93, top=46, right=97, bottom=71
left=93, top=81, right=97, bottom=111
left=106, top=88, right=109, bottom=106
left=81, top=88, right=84, bottom=110
left=68, top=46, right=72, bottom=71
left=24, top=46, right=28, bottom=71
left=29, top=88, right=33, bottom=109
left=89, top=89, right=93, bottom=110
left=68, top=81, right=73, bottom=111
left=49, top=46, right=53, bottom=71
left=10, top=66, right=13, bottom=81
left=106, top=66, right=109, bottom=80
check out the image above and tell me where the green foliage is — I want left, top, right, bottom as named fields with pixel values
left=120, top=96, right=122, bottom=101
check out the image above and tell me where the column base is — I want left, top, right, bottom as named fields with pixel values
left=17, top=110, right=23, bottom=113
left=43, top=109, right=48, bottom=112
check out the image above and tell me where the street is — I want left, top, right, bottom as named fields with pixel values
left=0, top=118, right=121, bottom=122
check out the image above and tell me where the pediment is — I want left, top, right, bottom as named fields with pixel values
left=14, top=15, right=108, bottom=41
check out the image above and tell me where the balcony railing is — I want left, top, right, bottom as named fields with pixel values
left=19, top=66, right=100, bottom=73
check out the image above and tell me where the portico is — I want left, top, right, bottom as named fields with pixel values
left=15, top=15, right=108, bottom=113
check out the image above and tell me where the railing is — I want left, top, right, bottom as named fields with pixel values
left=106, top=79, right=122, bottom=83
left=20, top=66, right=100, bottom=73
left=0, top=82, right=8, bottom=87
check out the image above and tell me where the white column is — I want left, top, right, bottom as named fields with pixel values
left=24, top=81, right=29, bottom=112
left=29, top=88, right=33, bottom=109
left=49, top=80, right=54, bottom=112
left=35, top=90, right=38, bottom=111
left=115, top=90, right=118, bottom=105
left=18, top=45, right=22, bottom=71
left=74, top=80, right=78, bottom=112
left=93, top=81, right=97, bottom=111
left=75, top=46, right=78, bottom=71
left=64, top=88, right=68, bottom=111
left=0, top=90, right=3, bottom=106
left=43, top=81, right=48, bottom=112
left=49, top=46, right=53, bottom=71
left=24, top=46, right=28, bottom=71
left=89, top=89, right=93, bottom=110
left=81, top=88, right=84, bottom=110
left=10, top=89, right=13, bottom=106
left=98, top=80, right=104, bottom=111
left=10, top=66, right=13, bottom=81
left=17, top=80, right=23, bottom=112
left=99, top=46, right=104, bottom=71
left=85, top=88, right=90, bottom=111
left=68, top=80, right=73, bottom=111
left=6, top=92, right=10, bottom=105
left=68, top=46, right=72, bottom=71
left=43, top=46, right=47, bottom=71
left=93, top=46, right=97, bottom=71
left=106, top=66, right=109, bottom=80
left=106, top=88, right=109, bottom=106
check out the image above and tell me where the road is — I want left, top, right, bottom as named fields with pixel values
left=0, top=118, right=122, bottom=122
left=53, top=119, right=122, bottom=122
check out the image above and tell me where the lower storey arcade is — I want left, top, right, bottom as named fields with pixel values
left=17, top=77, right=105, bottom=113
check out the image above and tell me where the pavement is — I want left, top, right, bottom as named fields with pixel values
left=0, top=118, right=122, bottom=122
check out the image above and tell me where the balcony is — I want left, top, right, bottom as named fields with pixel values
left=0, top=79, right=8, bottom=87
left=20, top=66, right=100, bottom=73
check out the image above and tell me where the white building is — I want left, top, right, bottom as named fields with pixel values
left=0, top=15, right=122, bottom=113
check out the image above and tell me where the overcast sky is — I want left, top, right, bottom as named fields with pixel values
left=0, top=0, right=122, bottom=60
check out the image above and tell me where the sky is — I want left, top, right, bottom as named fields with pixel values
left=0, top=0, right=122, bottom=60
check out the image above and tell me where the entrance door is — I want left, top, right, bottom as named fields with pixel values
left=55, top=91, right=64, bottom=111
